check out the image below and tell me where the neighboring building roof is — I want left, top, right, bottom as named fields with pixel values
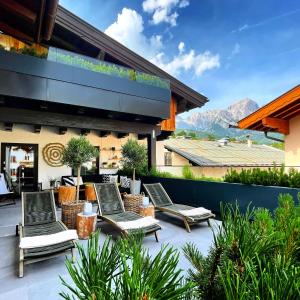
left=164, top=139, right=284, bottom=167
left=238, top=85, right=300, bottom=134
left=54, top=6, right=207, bottom=113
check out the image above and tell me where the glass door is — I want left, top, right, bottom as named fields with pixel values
left=1, top=143, right=38, bottom=193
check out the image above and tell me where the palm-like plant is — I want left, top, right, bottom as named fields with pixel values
left=60, top=232, right=194, bottom=300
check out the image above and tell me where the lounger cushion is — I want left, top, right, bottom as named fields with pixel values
left=117, top=216, right=159, bottom=230
left=22, top=221, right=74, bottom=258
left=178, top=207, right=212, bottom=217
left=102, top=212, right=161, bottom=234
left=20, top=230, right=78, bottom=249
left=163, top=204, right=213, bottom=220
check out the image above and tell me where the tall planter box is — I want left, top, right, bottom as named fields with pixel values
left=142, top=176, right=300, bottom=215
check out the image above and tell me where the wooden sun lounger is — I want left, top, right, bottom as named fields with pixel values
left=143, top=183, right=215, bottom=232
left=94, top=183, right=161, bottom=242
left=19, top=191, right=76, bottom=277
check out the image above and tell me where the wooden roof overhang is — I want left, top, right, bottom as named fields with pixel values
left=238, top=85, right=300, bottom=135
left=0, top=0, right=58, bottom=43
left=53, top=6, right=208, bottom=113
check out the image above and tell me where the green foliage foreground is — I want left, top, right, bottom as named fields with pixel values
left=184, top=193, right=300, bottom=299
left=60, top=233, right=193, bottom=300
left=60, top=194, right=300, bottom=300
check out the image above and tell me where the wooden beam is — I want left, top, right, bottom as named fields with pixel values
left=117, top=132, right=129, bottom=139
left=138, top=134, right=147, bottom=140
left=96, top=49, right=106, bottom=61
left=99, top=131, right=110, bottom=137
left=34, top=125, right=41, bottom=133
left=0, top=107, right=159, bottom=135
left=0, top=22, right=33, bottom=42
left=161, top=96, right=177, bottom=132
left=262, top=117, right=289, bottom=135
left=59, top=127, right=67, bottom=135
left=81, top=129, right=90, bottom=136
left=36, top=0, right=46, bottom=43
left=147, top=130, right=157, bottom=170
left=4, top=122, right=13, bottom=131
left=0, top=0, right=37, bottom=24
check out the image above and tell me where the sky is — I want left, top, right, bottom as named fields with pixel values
left=60, top=0, right=300, bottom=116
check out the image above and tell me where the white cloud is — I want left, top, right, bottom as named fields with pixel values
left=142, top=0, right=189, bottom=26
left=105, top=8, right=162, bottom=59
left=178, top=41, right=185, bottom=53
left=151, top=44, right=220, bottom=77
left=227, top=43, right=240, bottom=59
left=105, top=9, right=220, bottom=78
left=232, top=8, right=300, bottom=33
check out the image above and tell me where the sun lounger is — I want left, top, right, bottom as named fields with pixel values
left=143, top=183, right=215, bottom=232
left=19, top=190, right=77, bottom=277
left=94, top=183, right=161, bottom=241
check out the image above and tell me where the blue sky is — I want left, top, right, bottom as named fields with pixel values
left=60, top=0, right=300, bottom=115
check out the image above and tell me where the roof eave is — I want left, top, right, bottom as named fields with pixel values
left=54, top=5, right=208, bottom=110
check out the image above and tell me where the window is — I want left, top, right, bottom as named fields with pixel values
left=164, top=152, right=172, bottom=166
left=73, top=146, right=100, bottom=176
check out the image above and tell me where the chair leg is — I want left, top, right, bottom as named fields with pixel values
left=183, top=218, right=191, bottom=233
left=19, top=250, right=24, bottom=278
left=154, top=231, right=159, bottom=242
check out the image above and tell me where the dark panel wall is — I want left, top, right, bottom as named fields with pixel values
left=142, top=177, right=300, bottom=215
left=0, top=50, right=171, bottom=119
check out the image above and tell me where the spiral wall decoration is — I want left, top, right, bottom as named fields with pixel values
left=42, top=143, right=65, bottom=167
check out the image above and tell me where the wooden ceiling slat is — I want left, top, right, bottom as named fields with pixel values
left=275, top=104, right=300, bottom=119
left=36, top=0, right=46, bottom=43
left=0, top=0, right=37, bottom=24
left=0, top=21, right=33, bottom=41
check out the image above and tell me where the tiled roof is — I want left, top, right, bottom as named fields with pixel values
left=164, top=139, right=284, bottom=167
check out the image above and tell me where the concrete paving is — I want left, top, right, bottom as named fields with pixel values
left=0, top=201, right=220, bottom=300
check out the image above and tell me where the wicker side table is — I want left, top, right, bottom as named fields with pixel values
left=76, top=213, right=97, bottom=239
left=139, top=205, right=155, bottom=218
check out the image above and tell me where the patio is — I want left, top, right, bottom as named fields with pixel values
left=0, top=201, right=219, bottom=300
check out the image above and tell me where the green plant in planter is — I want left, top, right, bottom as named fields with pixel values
left=61, top=136, right=98, bottom=202
left=183, top=194, right=300, bottom=299
left=121, top=139, right=148, bottom=176
left=60, top=231, right=193, bottom=299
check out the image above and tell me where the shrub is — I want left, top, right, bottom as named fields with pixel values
left=182, top=166, right=196, bottom=180
left=224, top=165, right=300, bottom=188
left=60, top=232, right=193, bottom=299
left=183, top=194, right=300, bottom=299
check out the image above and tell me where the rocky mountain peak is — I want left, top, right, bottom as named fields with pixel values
left=176, top=98, right=260, bottom=132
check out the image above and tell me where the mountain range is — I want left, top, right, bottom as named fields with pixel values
left=176, top=99, right=280, bottom=143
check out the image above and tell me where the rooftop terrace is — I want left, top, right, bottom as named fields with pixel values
left=0, top=201, right=219, bottom=300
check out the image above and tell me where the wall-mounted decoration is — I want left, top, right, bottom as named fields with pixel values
left=42, top=143, right=65, bottom=167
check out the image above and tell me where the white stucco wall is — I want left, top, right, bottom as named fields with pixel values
left=285, top=115, right=300, bottom=170
left=0, top=124, right=142, bottom=189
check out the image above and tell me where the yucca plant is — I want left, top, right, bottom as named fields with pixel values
left=60, top=231, right=193, bottom=299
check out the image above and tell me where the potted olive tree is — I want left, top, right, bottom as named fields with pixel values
left=61, top=136, right=98, bottom=229
left=121, top=139, right=147, bottom=195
